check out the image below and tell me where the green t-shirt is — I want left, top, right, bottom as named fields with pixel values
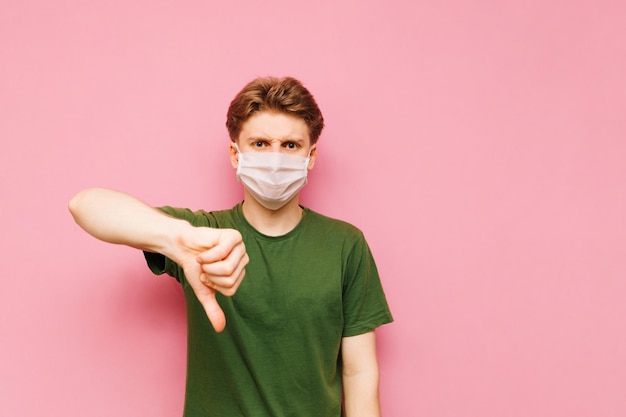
left=144, top=203, right=393, bottom=417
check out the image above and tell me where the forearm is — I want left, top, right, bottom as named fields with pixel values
left=68, top=187, right=191, bottom=258
left=343, top=368, right=381, bottom=417
left=341, top=331, right=382, bottom=417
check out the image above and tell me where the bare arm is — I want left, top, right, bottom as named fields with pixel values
left=69, top=188, right=189, bottom=254
left=342, top=331, right=382, bottom=417
left=68, top=188, right=248, bottom=331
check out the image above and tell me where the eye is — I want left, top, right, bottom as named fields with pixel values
left=284, top=142, right=299, bottom=150
left=253, top=141, right=266, bottom=148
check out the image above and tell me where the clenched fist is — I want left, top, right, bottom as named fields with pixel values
left=176, top=227, right=249, bottom=332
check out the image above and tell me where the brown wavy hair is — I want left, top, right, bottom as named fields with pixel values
left=226, top=76, right=325, bottom=144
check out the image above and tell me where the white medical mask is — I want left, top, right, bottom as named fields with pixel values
left=234, top=144, right=312, bottom=210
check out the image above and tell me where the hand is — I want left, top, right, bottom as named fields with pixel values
left=176, top=227, right=249, bottom=332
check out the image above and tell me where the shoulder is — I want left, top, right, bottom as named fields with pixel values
left=303, top=207, right=366, bottom=241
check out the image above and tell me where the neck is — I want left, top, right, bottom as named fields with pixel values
left=241, top=191, right=303, bottom=236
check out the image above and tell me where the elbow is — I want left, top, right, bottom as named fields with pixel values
left=68, top=188, right=100, bottom=222
left=68, top=192, right=82, bottom=218
left=68, top=191, right=83, bottom=220
left=342, top=364, right=380, bottom=379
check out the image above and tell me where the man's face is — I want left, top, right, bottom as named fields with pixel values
left=230, top=111, right=317, bottom=170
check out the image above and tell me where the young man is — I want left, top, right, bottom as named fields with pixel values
left=69, top=76, right=393, bottom=416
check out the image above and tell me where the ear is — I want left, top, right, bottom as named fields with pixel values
left=229, top=142, right=239, bottom=169
left=307, top=145, right=317, bottom=171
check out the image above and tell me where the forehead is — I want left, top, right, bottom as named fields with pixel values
left=238, top=111, right=310, bottom=143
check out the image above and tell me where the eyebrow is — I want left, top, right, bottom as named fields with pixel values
left=246, top=136, right=307, bottom=144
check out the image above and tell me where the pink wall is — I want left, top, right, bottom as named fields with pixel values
left=1, top=1, right=625, bottom=416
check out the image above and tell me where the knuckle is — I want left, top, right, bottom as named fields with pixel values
left=221, top=287, right=236, bottom=297
left=222, top=263, right=237, bottom=277
left=223, top=276, right=237, bottom=287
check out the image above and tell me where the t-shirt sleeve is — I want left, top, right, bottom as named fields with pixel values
left=341, top=234, right=393, bottom=337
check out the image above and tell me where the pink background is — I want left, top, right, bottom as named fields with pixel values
left=1, top=1, right=625, bottom=416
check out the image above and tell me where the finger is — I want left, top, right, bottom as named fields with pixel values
left=209, top=268, right=247, bottom=297
left=196, top=289, right=227, bottom=333
left=199, top=242, right=248, bottom=277
left=197, top=233, right=243, bottom=264
left=209, top=251, right=248, bottom=287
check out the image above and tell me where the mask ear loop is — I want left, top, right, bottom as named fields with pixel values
left=304, top=145, right=315, bottom=173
